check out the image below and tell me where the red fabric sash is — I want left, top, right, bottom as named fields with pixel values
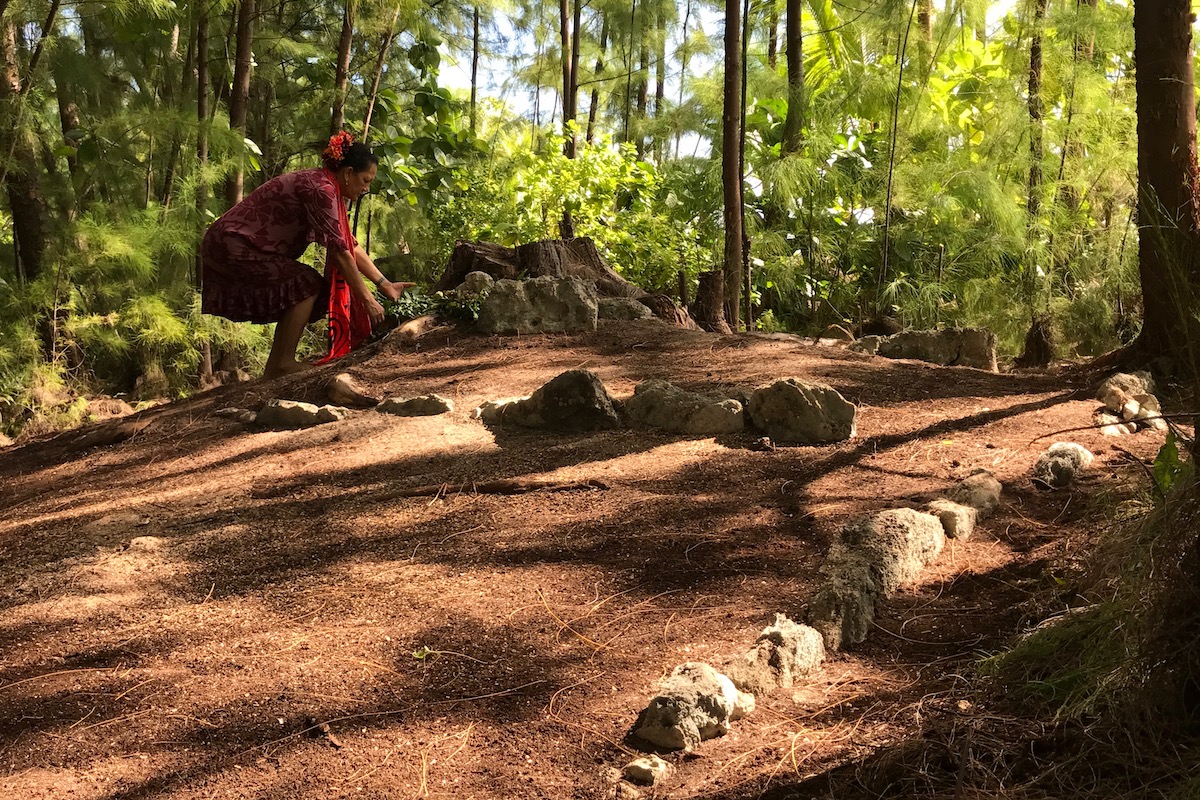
left=315, top=170, right=371, bottom=364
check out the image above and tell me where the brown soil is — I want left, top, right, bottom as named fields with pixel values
left=0, top=321, right=1166, bottom=799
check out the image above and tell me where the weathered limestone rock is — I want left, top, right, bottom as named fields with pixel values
left=1133, top=393, right=1168, bottom=431
left=838, top=508, right=946, bottom=595
left=622, top=756, right=670, bottom=786
left=316, top=405, right=350, bottom=424
left=257, top=399, right=323, bottom=429
left=1098, top=371, right=1155, bottom=401
left=215, top=406, right=256, bottom=424
left=599, top=297, right=654, bottom=321
left=724, top=614, right=826, bottom=695
left=473, top=397, right=527, bottom=423
left=476, top=276, right=598, bottom=334
left=86, top=397, right=135, bottom=421
left=851, top=335, right=883, bottom=355
left=623, top=379, right=744, bottom=435
left=634, top=663, right=745, bottom=751
left=378, top=395, right=454, bottom=416
left=479, top=370, right=621, bottom=431
left=328, top=373, right=380, bottom=408
left=926, top=498, right=978, bottom=540
left=1096, top=410, right=1126, bottom=436
left=948, top=470, right=1002, bottom=516
left=874, top=327, right=998, bottom=371
left=747, top=378, right=856, bottom=444
left=1032, top=442, right=1094, bottom=490
left=807, top=557, right=877, bottom=652
left=455, top=271, right=495, bottom=296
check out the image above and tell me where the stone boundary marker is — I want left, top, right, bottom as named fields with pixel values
left=472, top=370, right=858, bottom=445
left=617, top=469, right=1004, bottom=793
left=1094, top=371, right=1168, bottom=436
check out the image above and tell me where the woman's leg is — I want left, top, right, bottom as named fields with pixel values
left=264, top=294, right=318, bottom=378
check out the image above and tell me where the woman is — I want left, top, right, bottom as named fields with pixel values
left=201, top=131, right=413, bottom=378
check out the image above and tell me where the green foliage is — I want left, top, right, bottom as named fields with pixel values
left=382, top=290, right=481, bottom=325
left=1152, top=431, right=1194, bottom=503
left=979, top=603, right=1130, bottom=720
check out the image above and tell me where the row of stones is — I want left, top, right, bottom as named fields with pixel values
left=473, top=369, right=857, bottom=445
left=218, top=393, right=454, bottom=430
left=615, top=471, right=1003, bottom=791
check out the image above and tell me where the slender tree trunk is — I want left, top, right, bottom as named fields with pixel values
left=767, top=1, right=778, bottom=69
left=740, top=0, right=752, bottom=328
left=622, top=0, right=636, bottom=143
left=676, top=0, right=691, bottom=157
left=559, top=0, right=576, bottom=238
left=1131, top=0, right=1200, bottom=368
left=225, top=0, right=255, bottom=206
left=53, top=56, right=80, bottom=194
left=470, top=6, right=480, bottom=133
left=362, top=11, right=399, bottom=141
left=160, top=25, right=196, bottom=211
left=780, top=0, right=803, bottom=154
left=722, top=0, right=743, bottom=330
left=636, top=42, right=649, bottom=156
left=917, top=0, right=933, bottom=67
left=196, top=7, right=210, bottom=272
left=654, top=2, right=666, bottom=161
left=330, top=0, right=355, bottom=135
left=1027, top=0, right=1046, bottom=223
left=587, top=16, right=608, bottom=143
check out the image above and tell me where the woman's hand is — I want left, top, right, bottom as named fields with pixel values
left=379, top=280, right=416, bottom=302
left=364, top=293, right=386, bottom=325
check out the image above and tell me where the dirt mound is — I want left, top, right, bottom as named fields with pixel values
left=0, top=321, right=1166, bottom=799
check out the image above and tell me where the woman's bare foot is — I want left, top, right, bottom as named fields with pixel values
left=263, top=359, right=315, bottom=379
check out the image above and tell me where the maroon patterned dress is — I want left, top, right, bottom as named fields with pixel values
left=201, top=168, right=352, bottom=324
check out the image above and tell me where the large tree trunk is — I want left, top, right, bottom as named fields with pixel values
left=1, top=20, right=47, bottom=282
left=330, top=0, right=354, bottom=135
left=781, top=0, right=803, bottom=155
left=721, top=0, right=744, bottom=330
left=1131, top=0, right=1200, bottom=369
left=224, top=0, right=255, bottom=206
left=694, top=270, right=732, bottom=334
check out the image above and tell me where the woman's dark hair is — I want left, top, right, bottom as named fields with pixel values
left=322, top=141, right=378, bottom=172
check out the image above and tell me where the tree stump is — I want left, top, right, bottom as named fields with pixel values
left=694, top=270, right=732, bottom=334
left=434, top=238, right=697, bottom=328
left=1015, top=314, right=1055, bottom=367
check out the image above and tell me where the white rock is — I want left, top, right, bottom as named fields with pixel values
left=1133, top=394, right=1168, bottom=431
left=634, top=662, right=740, bottom=751
left=257, top=399, right=322, bottom=429
left=378, top=395, right=454, bottom=416
left=949, top=470, right=1002, bottom=516
left=622, top=756, right=670, bottom=787
left=926, top=498, right=978, bottom=540
left=316, top=405, right=350, bottom=423
left=747, top=378, right=856, bottom=444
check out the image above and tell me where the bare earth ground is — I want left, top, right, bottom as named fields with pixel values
left=0, top=320, right=1166, bottom=799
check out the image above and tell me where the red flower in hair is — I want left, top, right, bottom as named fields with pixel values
left=324, top=131, right=354, bottom=163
